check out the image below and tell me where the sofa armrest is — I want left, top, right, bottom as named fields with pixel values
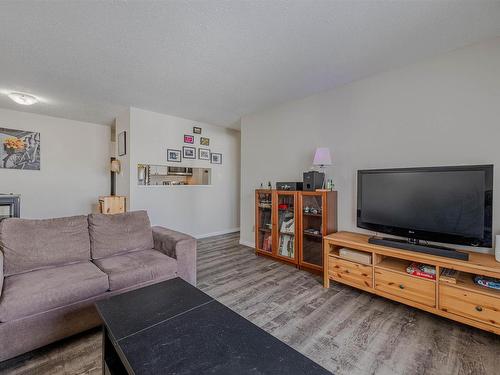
left=152, top=226, right=197, bottom=286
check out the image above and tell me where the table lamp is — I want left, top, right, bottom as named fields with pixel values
left=313, top=147, right=332, bottom=189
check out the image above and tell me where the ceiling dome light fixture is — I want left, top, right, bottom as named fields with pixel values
left=7, top=92, right=39, bottom=106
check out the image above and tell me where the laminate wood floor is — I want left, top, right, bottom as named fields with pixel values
left=1, top=232, right=499, bottom=375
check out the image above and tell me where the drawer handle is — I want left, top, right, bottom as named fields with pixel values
left=399, top=284, right=405, bottom=289
left=475, top=306, right=483, bottom=312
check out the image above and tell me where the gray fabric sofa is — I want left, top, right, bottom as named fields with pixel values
left=0, top=210, right=196, bottom=362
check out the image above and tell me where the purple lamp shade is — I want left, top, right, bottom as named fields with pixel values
left=313, top=147, right=332, bottom=166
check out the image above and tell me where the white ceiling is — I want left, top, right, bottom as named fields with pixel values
left=1, top=1, right=500, bottom=129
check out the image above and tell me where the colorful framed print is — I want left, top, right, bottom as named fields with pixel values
left=198, top=148, right=210, bottom=160
left=211, top=153, right=222, bottom=164
left=200, top=137, right=210, bottom=146
left=183, top=146, right=196, bottom=159
left=193, top=126, right=202, bottom=134
left=167, top=149, right=181, bottom=162
left=0, top=127, right=41, bottom=170
left=184, top=134, right=194, bottom=144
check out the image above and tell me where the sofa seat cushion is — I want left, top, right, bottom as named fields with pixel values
left=0, top=262, right=109, bottom=322
left=88, top=211, right=154, bottom=260
left=0, top=215, right=90, bottom=276
left=93, top=249, right=177, bottom=291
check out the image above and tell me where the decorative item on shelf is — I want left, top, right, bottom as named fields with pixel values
left=198, top=148, right=210, bottom=160
left=440, top=268, right=458, bottom=284
left=406, top=262, right=436, bottom=280
left=1, top=127, right=40, bottom=170
left=118, top=131, right=126, bottom=156
left=193, top=126, right=202, bottom=134
left=167, top=149, right=181, bottom=162
left=326, top=179, right=334, bottom=191
left=267, top=181, right=272, bottom=189
left=474, top=275, right=500, bottom=290
left=183, top=146, right=196, bottom=159
left=184, top=135, right=194, bottom=144
left=200, top=137, right=210, bottom=146
left=312, top=147, right=332, bottom=189
left=210, top=152, right=222, bottom=164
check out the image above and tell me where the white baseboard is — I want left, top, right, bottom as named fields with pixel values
left=239, top=239, right=255, bottom=248
left=195, top=227, right=240, bottom=239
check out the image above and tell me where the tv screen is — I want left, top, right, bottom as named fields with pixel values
left=357, top=165, right=493, bottom=247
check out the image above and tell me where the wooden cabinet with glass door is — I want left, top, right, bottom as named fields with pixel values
left=255, top=190, right=274, bottom=255
left=275, top=191, right=298, bottom=264
left=298, top=191, right=337, bottom=273
left=255, top=189, right=337, bottom=272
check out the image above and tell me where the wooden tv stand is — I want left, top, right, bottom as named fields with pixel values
left=323, top=231, right=500, bottom=335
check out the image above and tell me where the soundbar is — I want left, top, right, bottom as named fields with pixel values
left=368, top=237, right=469, bottom=261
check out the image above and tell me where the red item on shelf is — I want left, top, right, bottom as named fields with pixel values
left=406, top=262, right=436, bottom=280
left=278, top=204, right=288, bottom=210
left=407, top=269, right=436, bottom=280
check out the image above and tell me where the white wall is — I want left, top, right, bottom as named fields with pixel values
left=126, top=107, right=240, bottom=238
left=241, top=38, right=500, bottom=253
left=0, top=108, right=110, bottom=218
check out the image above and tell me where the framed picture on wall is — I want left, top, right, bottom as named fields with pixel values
left=193, top=126, right=202, bottom=134
left=167, top=149, right=181, bottom=162
left=198, top=148, right=210, bottom=160
left=0, top=127, right=41, bottom=170
left=183, top=146, right=196, bottom=159
left=211, top=153, right=222, bottom=164
left=200, top=137, right=210, bottom=146
left=184, top=134, right=194, bottom=144
left=118, top=131, right=126, bottom=156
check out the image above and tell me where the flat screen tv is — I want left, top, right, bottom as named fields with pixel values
left=357, top=165, right=493, bottom=250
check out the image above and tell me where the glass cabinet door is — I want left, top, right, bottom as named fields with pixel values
left=301, top=194, right=324, bottom=267
left=276, top=193, right=296, bottom=260
left=256, top=191, right=273, bottom=254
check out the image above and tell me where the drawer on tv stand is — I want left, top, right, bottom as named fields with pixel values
left=374, top=268, right=436, bottom=307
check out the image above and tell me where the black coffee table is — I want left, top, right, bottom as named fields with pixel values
left=95, top=277, right=331, bottom=375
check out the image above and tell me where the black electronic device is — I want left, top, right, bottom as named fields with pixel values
left=276, top=182, right=303, bottom=191
left=357, top=164, right=493, bottom=259
left=368, top=237, right=469, bottom=261
left=303, top=171, right=324, bottom=191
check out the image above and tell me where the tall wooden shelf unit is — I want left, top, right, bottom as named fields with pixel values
left=324, top=231, right=500, bottom=335
left=255, top=189, right=337, bottom=272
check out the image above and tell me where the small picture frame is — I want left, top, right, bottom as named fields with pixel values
left=200, top=137, right=210, bottom=146
left=183, top=146, right=196, bottom=159
left=211, top=153, right=222, bottom=164
left=193, top=126, right=202, bottom=134
left=167, top=149, right=181, bottom=162
left=118, top=131, right=126, bottom=156
left=184, top=134, right=194, bottom=144
left=198, top=148, right=210, bottom=160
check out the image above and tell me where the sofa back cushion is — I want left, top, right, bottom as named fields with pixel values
left=88, top=210, right=154, bottom=259
left=0, top=215, right=90, bottom=276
